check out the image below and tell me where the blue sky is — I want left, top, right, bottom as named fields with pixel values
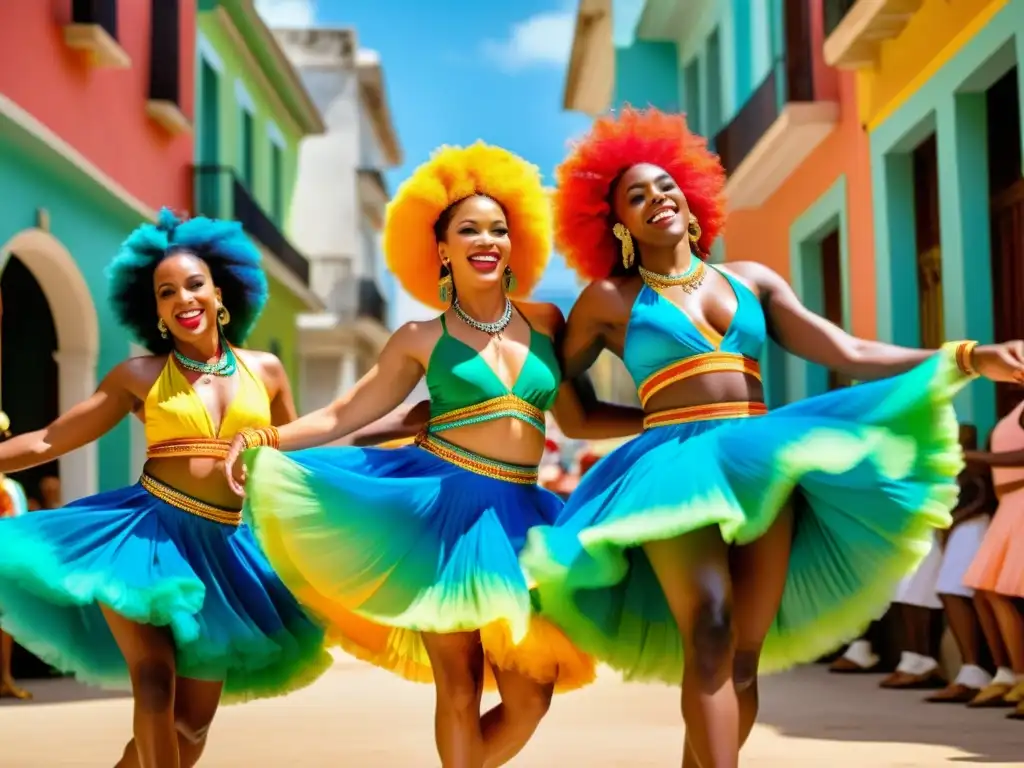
left=256, top=0, right=590, bottom=310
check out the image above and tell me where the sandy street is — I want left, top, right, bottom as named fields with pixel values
left=1, top=653, right=1021, bottom=766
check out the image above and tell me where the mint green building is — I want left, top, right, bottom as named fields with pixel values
left=194, top=1, right=325, bottom=395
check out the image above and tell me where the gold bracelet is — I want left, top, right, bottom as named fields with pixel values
left=238, top=426, right=281, bottom=451
left=946, top=340, right=979, bottom=376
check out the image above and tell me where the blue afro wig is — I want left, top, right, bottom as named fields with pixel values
left=107, top=208, right=269, bottom=353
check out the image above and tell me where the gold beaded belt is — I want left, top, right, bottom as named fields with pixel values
left=140, top=473, right=242, bottom=526
left=146, top=438, right=231, bottom=460
left=414, top=432, right=539, bottom=485
left=643, top=401, right=768, bottom=430
left=637, top=353, right=761, bottom=407
left=425, top=394, right=546, bottom=435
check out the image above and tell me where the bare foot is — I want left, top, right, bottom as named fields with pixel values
left=0, top=678, right=33, bottom=700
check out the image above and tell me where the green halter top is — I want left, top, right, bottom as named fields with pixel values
left=424, top=313, right=562, bottom=435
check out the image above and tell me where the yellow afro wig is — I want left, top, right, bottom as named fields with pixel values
left=383, top=142, right=552, bottom=310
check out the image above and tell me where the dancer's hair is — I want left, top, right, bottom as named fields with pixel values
left=107, top=208, right=268, bottom=353
left=383, top=142, right=552, bottom=309
left=553, top=107, right=727, bottom=280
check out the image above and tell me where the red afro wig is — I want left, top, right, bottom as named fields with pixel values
left=553, top=107, right=727, bottom=281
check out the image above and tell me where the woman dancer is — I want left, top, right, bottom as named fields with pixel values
left=519, top=108, right=1024, bottom=767
left=0, top=210, right=330, bottom=767
left=962, top=400, right=1024, bottom=717
left=224, top=143, right=642, bottom=767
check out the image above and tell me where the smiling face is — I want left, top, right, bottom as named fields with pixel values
left=152, top=251, right=222, bottom=343
left=436, top=195, right=511, bottom=294
left=611, top=163, right=691, bottom=250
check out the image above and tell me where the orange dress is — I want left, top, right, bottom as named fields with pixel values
left=964, top=400, right=1024, bottom=597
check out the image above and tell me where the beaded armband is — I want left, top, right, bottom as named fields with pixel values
left=238, top=426, right=281, bottom=451
left=943, top=340, right=979, bottom=377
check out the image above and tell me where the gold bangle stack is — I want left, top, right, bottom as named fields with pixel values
left=947, top=340, right=979, bottom=377
left=238, top=426, right=281, bottom=451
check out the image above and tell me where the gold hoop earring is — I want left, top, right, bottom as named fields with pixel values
left=612, top=223, right=634, bottom=269
left=438, top=262, right=453, bottom=304
left=688, top=216, right=702, bottom=244
left=217, top=304, right=231, bottom=326
left=157, top=318, right=169, bottom=339
left=502, top=265, right=517, bottom=294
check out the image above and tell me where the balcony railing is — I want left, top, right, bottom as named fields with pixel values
left=356, top=277, right=388, bottom=325
left=194, top=165, right=310, bottom=285
left=72, top=0, right=118, bottom=41
left=824, top=0, right=859, bottom=37
left=712, top=0, right=815, bottom=175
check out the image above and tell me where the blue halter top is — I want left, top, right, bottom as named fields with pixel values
left=623, top=264, right=766, bottom=411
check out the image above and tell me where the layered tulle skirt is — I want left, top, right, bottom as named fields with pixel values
left=521, top=349, right=969, bottom=684
left=964, top=489, right=1024, bottom=598
left=0, top=474, right=331, bottom=703
left=241, top=435, right=595, bottom=692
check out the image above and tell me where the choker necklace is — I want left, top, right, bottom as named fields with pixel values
left=638, top=258, right=707, bottom=295
left=453, top=296, right=513, bottom=335
left=173, top=332, right=238, bottom=377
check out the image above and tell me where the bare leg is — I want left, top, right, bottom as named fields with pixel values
left=101, top=605, right=179, bottom=768
left=974, top=591, right=1010, bottom=669
left=117, top=678, right=224, bottom=768
left=644, top=528, right=736, bottom=768
left=422, top=631, right=486, bottom=768
left=988, top=593, right=1024, bottom=672
left=729, top=503, right=794, bottom=748
left=0, top=630, right=32, bottom=700
left=941, top=595, right=984, bottom=667
left=480, top=666, right=553, bottom=767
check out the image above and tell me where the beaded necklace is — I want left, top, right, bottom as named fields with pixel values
left=173, top=331, right=237, bottom=377
left=638, top=257, right=707, bottom=295
left=453, top=296, right=513, bottom=336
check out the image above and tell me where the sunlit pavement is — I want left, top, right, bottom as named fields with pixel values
left=1, top=651, right=1021, bottom=766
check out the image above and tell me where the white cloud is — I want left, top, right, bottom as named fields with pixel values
left=254, top=0, right=316, bottom=28
left=481, top=11, right=575, bottom=72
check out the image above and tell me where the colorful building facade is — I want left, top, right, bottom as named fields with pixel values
left=273, top=27, right=402, bottom=413
left=0, top=1, right=197, bottom=500
left=828, top=0, right=1024, bottom=438
left=193, top=0, right=325, bottom=397
left=566, top=0, right=871, bottom=407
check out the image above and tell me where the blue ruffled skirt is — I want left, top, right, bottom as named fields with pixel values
left=0, top=478, right=331, bottom=703
left=240, top=438, right=596, bottom=691
left=521, top=350, right=968, bottom=683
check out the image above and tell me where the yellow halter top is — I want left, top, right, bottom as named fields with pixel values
left=144, top=350, right=272, bottom=460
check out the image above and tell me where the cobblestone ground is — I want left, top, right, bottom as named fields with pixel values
left=1, top=653, right=1021, bottom=766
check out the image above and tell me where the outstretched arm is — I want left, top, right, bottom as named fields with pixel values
left=732, top=262, right=934, bottom=381
left=247, top=323, right=425, bottom=453
left=0, top=363, right=135, bottom=473
left=964, top=448, right=1024, bottom=468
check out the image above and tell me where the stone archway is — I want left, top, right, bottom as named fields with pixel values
left=0, top=228, right=100, bottom=503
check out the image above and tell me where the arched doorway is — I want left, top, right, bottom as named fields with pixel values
left=0, top=228, right=100, bottom=504
left=0, top=256, right=59, bottom=502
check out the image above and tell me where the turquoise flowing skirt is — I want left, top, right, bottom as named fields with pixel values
left=0, top=480, right=331, bottom=703
left=241, top=440, right=596, bottom=691
left=520, top=349, right=969, bottom=683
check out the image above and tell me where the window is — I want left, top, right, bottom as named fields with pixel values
left=270, top=142, right=284, bottom=225
left=684, top=59, right=702, bottom=135
left=148, top=0, right=180, bottom=106
left=198, top=60, right=219, bottom=165
left=240, top=110, right=255, bottom=189
left=705, top=29, right=722, bottom=141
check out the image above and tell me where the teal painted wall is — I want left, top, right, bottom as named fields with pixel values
left=786, top=176, right=852, bottom=401
left=0, top=128, right=139, bottom=491
left=614, top=41, right=680, bottom=111
left=869, top=0, right=1024, bottom=440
